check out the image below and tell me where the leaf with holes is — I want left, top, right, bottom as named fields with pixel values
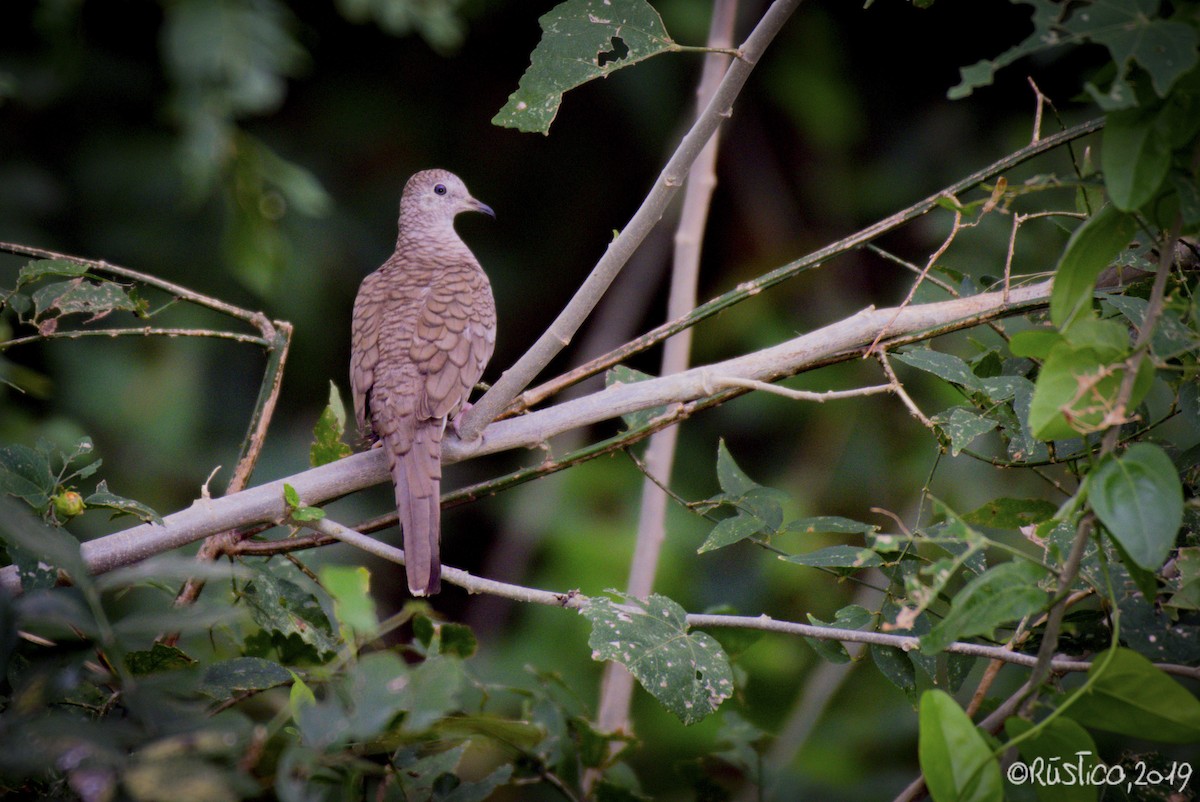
left=931, top=406, right=999, bottom=456
left=31, top=278, right=141, bottom=332
left=86, top=480, right=163, bottom=525
left=961, top=497, right=1058, bottom=529
left=494, top=0, right=678, bottom=134
left=16, top=258, right=89, bottom=287
left=580, top=592, right=733, bottom=725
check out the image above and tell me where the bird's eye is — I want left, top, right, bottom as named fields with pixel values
left=434, top=183, right=447, bottom=196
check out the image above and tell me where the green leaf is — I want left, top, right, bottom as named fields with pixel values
left=804, top=604, right=873, bottom=664
left=125, top=643, right=197, bottom=676
left=321, top=565, right=377, bottom=638
left=1027, top=341, right=1154, bottom=440
left=0, top=444, right=55, bottom=509
left=922, top=560, right=1048, bottom=653
left=897, top=347, right=983, bottom=390
left=1166, top=546, right=1200, bottom=610
left=1103, top=102, right=1172, bottom=210
left=1004, top=717, right=1099, bottom=802
left=715, top=438, right=757, bottom=497
left=399, top=655, right=467, bottom=733
left=699, top=442, right=785, bottom=552
left=392, top=745, right=470, bottom=801
left=698, top=487, right=783, bottom=553
left=931, top=406, right=1000, bottom=456
left=31, top=278, right=140, bottom=330
left=85, top=480, right=163, bottom=525
left=199, top=656, right=293, bottom=699
left=1089, top=443, right=1182, bottom=571
left=437, top=622, right=479, bottom=659
left=493, top=0, right=678, bottom=134
left=0, top=497, right=90, bottom=588
left=333, top=0, right=466, bottom=52
left=1066, top=647, right=1200, bottom=743
left=605, top=365, right=668, bottom=430
left=282, top=482, right=324, bottom=521
left=871, top=644, right=917, bottom=695
left=919, top=690, right=1003, bottom=802
left=1049, top=205, right=1138, bottom=330
left=782, top=515, right=878, bottom=535
left=1009, top=328, right=1061, bottom=359
left=310, top=381, right=353, bottom=467
left=948, top=0, right=1061, bottom=100
left=295, top=651, right=413, bottom=746
left=1060, top=316, right=1131, bottom=355
left=16, top=258, right=89, bottom=286
left=781, top=545, right=883, bottom=569
left=1065, top=0, right=1200, bottom=106
left=892, top=347, right=983, bottom=390
left=580, top=593, right=733, bottom=725
left=241, top=571, right=339, bottom=658
left=961, top=498, right=1059, bottom=529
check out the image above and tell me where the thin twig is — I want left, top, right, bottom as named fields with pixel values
left=0, top=327, right=270, bottom=350
left=709, top=376, right=893, bottom=402
left=297, top=516, right=1200, bottom=680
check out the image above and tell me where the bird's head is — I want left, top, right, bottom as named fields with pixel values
left=399, top=169, right=495, bottom=234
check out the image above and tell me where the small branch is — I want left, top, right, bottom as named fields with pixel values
left=171, top=321, right=293, bottom=614
left=876, top=350, right=934, bottom=429
left=709, top=376, right=893, bottom=402
left=0, top=241, right=272, bottom=331
left=0, top=327, right=271, bottom=351
left=867, top=200, right=966, bottom=355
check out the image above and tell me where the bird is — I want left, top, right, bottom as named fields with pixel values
left=350, top=169, right=497, bottom=596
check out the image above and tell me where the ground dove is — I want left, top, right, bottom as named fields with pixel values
left=350, top=169, right=496, bottom=595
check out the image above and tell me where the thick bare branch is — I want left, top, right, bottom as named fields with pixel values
left=0, top=277, right=1056, bottom=595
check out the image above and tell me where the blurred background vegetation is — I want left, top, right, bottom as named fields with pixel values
left=0, top=0, right=1125, bottom=797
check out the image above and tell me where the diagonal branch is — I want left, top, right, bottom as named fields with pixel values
left=456, top=0, right=805, bottom=440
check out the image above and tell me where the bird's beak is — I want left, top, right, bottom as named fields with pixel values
left=465, top=196, right=496, bottom=219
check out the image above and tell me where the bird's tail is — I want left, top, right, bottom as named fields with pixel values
left=387, top=423, right=443, bottom=595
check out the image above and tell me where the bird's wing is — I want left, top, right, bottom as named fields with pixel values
left=349, top=269, right=389, bottom=439
left=409, top=264, right=497, bottom=422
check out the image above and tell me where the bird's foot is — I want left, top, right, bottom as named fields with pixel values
left=450, top=403, right=473, bottom=439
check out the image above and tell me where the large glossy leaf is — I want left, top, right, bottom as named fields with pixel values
left=919, top=690, right=1003, bottom=802
left=1066, top=648, right=1200, bottom=743
left=1050, top=204, right=1138, bottom=330
left=1090, top=443, right=1183, bottom=571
